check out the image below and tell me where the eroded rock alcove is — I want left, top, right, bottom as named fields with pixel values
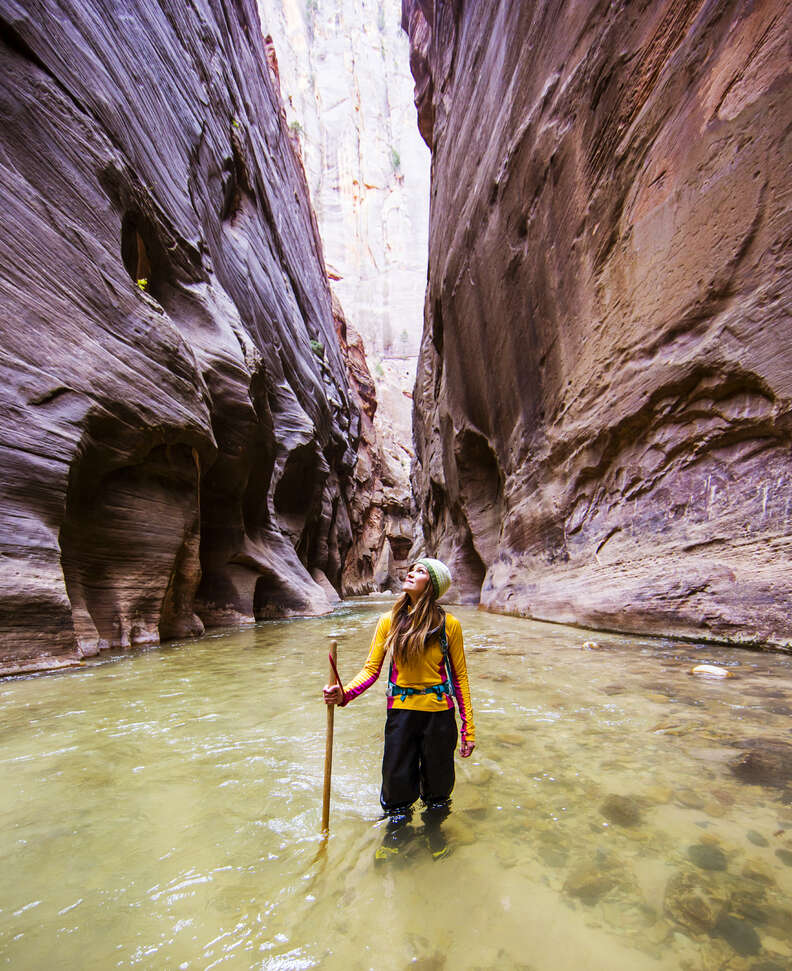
left=403, top=0, right=792, bottom=647
left=0, top=0, right=383, bottom=672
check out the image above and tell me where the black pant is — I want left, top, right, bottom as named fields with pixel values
left=380, top=707, right=458, bottom=813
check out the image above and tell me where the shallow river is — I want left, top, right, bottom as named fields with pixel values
left=2, top=599, right=792, bottom=970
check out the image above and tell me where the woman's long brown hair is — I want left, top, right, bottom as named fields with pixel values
left=384, top=573, right=444, bottom=666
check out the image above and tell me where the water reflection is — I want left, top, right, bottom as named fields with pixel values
left=1, top=600, right=791, bottom=969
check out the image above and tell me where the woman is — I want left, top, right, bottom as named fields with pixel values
left=323, top=558, right=475, bottom=853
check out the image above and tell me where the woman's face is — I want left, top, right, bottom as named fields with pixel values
left=402, top=563, right=431, bottom=601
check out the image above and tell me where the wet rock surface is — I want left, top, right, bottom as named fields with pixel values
left=403, top=0, right=792, bottom=645
left=729, top=738, right=792, bottom=791
left=0, top=0, right=378, bottom=671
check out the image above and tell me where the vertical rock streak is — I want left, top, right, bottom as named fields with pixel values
left=403, top=0, right=792, bottom=646
left=0, top=0, right=376, bottom=671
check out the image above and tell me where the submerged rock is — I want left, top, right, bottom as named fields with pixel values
left=729, top=887, right=768, bottom=925
left=600, top=794, right=643, bottom=827
left=775, top=849, right=792, bottom=867
left=563, top=864, right=616, bottom=905
left=746, top=830, right=769, bottom=848
left=712, top=913, right=761, bottom=957
left=664, top=871, right=726, bottom=933
left=675, top=789, right=707, bottom=810
left=741, top=859, right=776, bottom=886
left=730, top=739, right=792, bottom=791
left=688, top=843, right=728, bottom=872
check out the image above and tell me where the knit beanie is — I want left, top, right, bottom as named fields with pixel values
left=416, top=557, right=452, bottom=599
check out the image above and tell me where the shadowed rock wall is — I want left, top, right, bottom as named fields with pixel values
left=404, top=0, right=792, bottom=647
left=331, top=293, right=415, bottom=595
left=0, top=0, right=370, bottom=673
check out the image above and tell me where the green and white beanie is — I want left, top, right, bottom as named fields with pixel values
left=416, top=557, right=452, bottom=599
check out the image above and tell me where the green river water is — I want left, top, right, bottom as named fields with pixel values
left=2, top=598, right=792, bottom=970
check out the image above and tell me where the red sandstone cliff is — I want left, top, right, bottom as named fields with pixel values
left=403, top=0, right=792, bottom=647
left=0, top=0, right=376, bottom=673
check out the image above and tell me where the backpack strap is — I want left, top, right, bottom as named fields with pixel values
left=387, top=618, right=453, bottom=702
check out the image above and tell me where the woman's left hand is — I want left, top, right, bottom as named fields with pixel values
left=459, top=740, right=475, bottom=758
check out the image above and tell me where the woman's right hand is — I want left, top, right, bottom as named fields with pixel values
left=323, top=684, right=344, bottom=706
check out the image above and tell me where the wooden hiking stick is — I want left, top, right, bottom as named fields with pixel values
left=321, top=640, right=340, bottom=834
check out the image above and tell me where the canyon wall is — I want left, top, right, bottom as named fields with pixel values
left=258, top=0, right=431, bottom=587
left=0, top=0, right=373, bottom=673
left=404, top=0, right=792, bottom=647
left=257, top=0, right=429, bottom=364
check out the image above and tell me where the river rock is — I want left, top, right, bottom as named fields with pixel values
left=0, top=0, right=388, bottom=671
left=741, top=859, right=776, bottom=886
left=690, top=665, right=734, bottom=679
left=403, top=0, right=792, bottom=647
left=600, top=794, right=643, bottom=827
left=675, top=789, right=707, bottom=810
left=563, top=864, right=616, bottom=905
left=729, top=887, right=768, bottom=925
left=688, top=843, right=728, bottom=872
left=775, top=849, right=792, bottom=867
left=746, top=830, right=769, bottom=848
left=713, top=913, right=761, bottom=957
left=729, top=739, right=792, bottom=791
left=664, top=870, right=726, bottom=933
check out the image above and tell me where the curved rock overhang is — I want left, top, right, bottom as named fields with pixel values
left=0, top=1, right=374, bottom=672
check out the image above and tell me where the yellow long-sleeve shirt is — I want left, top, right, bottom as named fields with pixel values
left=341, top=611, right=475, bottom=745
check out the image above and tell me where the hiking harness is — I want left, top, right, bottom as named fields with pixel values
left=386, top=621, right=454, bottom=703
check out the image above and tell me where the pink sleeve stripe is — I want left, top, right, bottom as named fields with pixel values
left=344, top=672, right=379, bottom=701
left=449, top=660, right=469, bottom=737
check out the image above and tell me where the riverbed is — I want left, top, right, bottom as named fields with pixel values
left=2, top=599, right=791, bottom=969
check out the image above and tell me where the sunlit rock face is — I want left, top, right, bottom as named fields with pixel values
left=0, top=0, right=369, bottom=673
left=258, top=0, right=431, bottom=583
left=404, top=0, right=792, bottom=647
left=257, top=0, right=429, bottom=362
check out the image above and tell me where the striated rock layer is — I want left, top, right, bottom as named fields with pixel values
left=403, top=0, right=792, bottom=647
left=258, top=0, right=430, bottom=586
left=332, top=293, right=414, bottom=595
left=0, top=0, right=372, bottom=673
left=257, top=0, right=429, bottom=364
